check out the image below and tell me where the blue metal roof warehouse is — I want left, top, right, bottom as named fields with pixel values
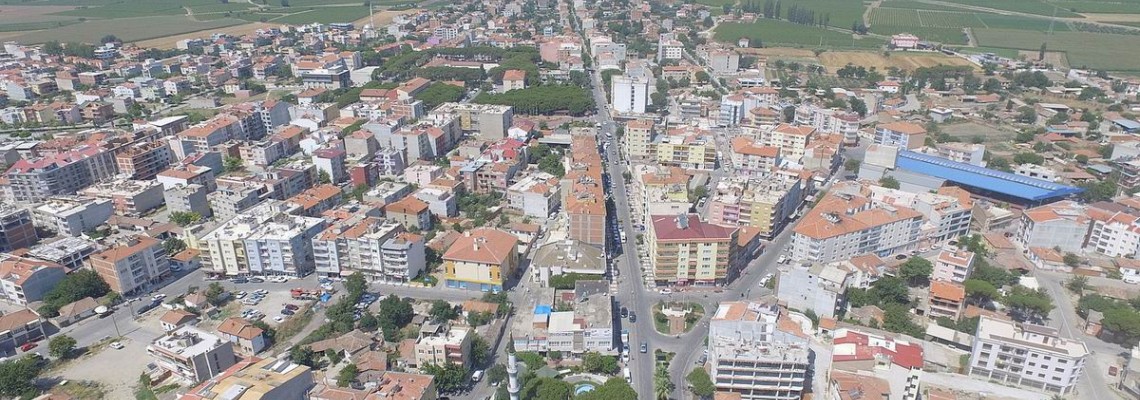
left=896, top=151, right=1083, bottom=203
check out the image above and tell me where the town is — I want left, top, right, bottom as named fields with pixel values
left=0, top=0, right=1139, bottom=399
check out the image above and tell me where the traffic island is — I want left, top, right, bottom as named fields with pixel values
left=652, top=301, right=705, bottom=335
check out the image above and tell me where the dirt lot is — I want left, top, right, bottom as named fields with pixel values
left=1078, top=13, right=1140, bottom=22
left=0, top=6, right=77, bottom=23
left=819, top=51, right=979, bottom=71
left=52, top=311, right=169, bottom=399
left=351, top=9, right=417, bottom=27
left=941, top=121, right=1016, bottom=143
left=135, top=22, right=277, bottom=48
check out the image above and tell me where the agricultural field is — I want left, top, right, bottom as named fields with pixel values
left=973, top=28, right=1140, bottom=71
left=271, top=5, right=371, bottom=24
left=8, top=15, right=245, bottom=44
left=715, top=20, right=885, bottom=49
left=768, top=0, right=869, bottom=29
left=944, top=0, right=1082, bottom=17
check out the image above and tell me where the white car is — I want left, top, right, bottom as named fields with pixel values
left=109, top=342, right=124, bottom=350
left=274, top=316, right=285, bottom=323
left=152, top=294, right=167, bottom=301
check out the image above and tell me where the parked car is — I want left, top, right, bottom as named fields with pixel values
left=249, top=277, right=265, bottom=283
left=629, top=312, right=637, bottom=323
left=109, top=342, right=124, bottom=350
left=620, top=307, right=628, bottom=318
left=284, top=304, right=299, bottom=311
left=19, top=342, right=37, bottom=352
left=281, top=309, right=295, bottom=316
left=273, top=316, right=285, bottom=323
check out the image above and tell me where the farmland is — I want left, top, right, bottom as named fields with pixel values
left=7, top=15, right=246, bottom=44
left=715, top=20, right=885, bottom=49
left=973, top=29, right=1140, bottom=71
left=270, top=5, right=371, bottom=25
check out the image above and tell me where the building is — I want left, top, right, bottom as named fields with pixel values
left=891, top=33, right=920, bottom=49
left=385, top=196, right=432, bottom=231
left=563, top=136, right=607, bottom=247
left=25, top=237, right=96, bottom=271
left=1016, top=201, right=1090, bottom=253
left=373, top=372, right=437, bottom=399
left=147, top=326, right=237, bottom=383
left=935, top=142, right=986, bottom=167
left=708, top=301, right=810, bottom=400
left=648, top=214, right=739, bottom=286
left=513, top=282, right=615, bottom=354
left=115, top=140, right=172, bottom=180
left=503, top=69, right=527, bottom=91
left=932, top=248, right=974, bottom=283
left=0, top=255, right=66, bottom=305
left=624, top=119, right=655, bottom=159
left=216, top=317, right=269, bottom=355
left=927, top=280, right=965, bottom=320
left=312, top=148, right=347, bottom=185
left=180, top=357, right=314, bottom=400
left=831, top=328, right=924, bottom=400
left=790, top=192, right=923, bottom=263
left=1085, top=201, right=1140, bottom=258
left=0, top=309, right=45, bottom=355
left=611, top=74, right=649, bottom=114
left=414, top=187, right=457, bottom=218
left=443, top=228, right=518, bottom=292
left=0, top=204, right=36, bottom=252
left=78, top=179, right=165, bottom=216
left=197, top=200, right=328, bottom=277
left=874, top=122, right=927, bottom=150
left=414, top=323, right=473, bottom=368
left=164, top=184, right=212, bottom=219
left=760, top=124, right=815, bottom=161
left=706, top=174, right=805, bottom=239
left=89, top=235, right=170, bottom=295
left=729, top=137, right=781, bottom=178
left=968, top=316, right=1088, bottom=395
left=530, top=239, right=606, bottom=286
left=430, top=102, right=513, bottom=139
left=31, top=196, right=113, bottom=237
left=312, top=217, right=427, bottom=283
left=4, top=146, right=116, bottom=204
left=776, top=262, right=849, bottom=319
left=836, top=182, right=972, bottom=245
left=506, top=172, right=561, bottom=218
left=708, top=50, right=740, bottom=75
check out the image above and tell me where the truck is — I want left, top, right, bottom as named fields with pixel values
left=290, top=288, right=321, bottom=300
left=621, top=329, right=630, bottom=346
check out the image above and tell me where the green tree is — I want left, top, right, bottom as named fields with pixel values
left=515, top=351, right=545, bottom=370
left=582, top=352, right=619, bottom=374
left=471, top=335, right=490, bottom=367
left=898, top=257, right=933, bottom=286
left=336, top=363, right=359, bottom=387
left=1066, top=275, right=1089, bottom=294
left=49, top=335, right=77, bottom=358
left=429, top=300, right=459, bottom=322
left=423, top=363, right=469, bottom=393
left=1013, top=152, right=1045, bottom=165
left=871, top=276, right=910, bottom=305
left=1103, top=308, right=1140, bottom=344
left=290, top=346, right=316, bottom=367
left=879, top=176, right=900, bottom=189
left=844, top=159, right=860, bottom=173
left=695, top=71, right=711, bottom=83
left=654, top=366, right=674, bottom=400
left=317, top=170, right=331, bottom=184
left=169, top=211, right=202, bottom=227
left=687, top=367, right=715, bottom=398
left=358, top=312, right=379, bottom=332
left=521, top=376, right=572, bottom=400
left=882, top=302, right=924, bottom=337
left=205, top=282, right=226, bottom=306
left=964, top=279, right=998, bottom=305
left=345, top=273, right=367, bottom=297
left=223, top=156, right=244, bottom=173
left=39, top=269, right=112, bottom=317
left=575, top=378, right=638, bottom=400
left=163, top=238, right=187, bottom=254
left=0, top=357, right=43, bottom=398
left=970, top=262, right=1014, bottom=287
left=486, top=364, right=508, bottom=385
left=1004, top=286, right=1054, bottom=322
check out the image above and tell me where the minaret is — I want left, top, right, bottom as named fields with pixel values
left=507, top=352, right=521, bottom=400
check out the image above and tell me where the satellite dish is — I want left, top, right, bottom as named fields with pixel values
left=94, top=306, right=109, bottom=314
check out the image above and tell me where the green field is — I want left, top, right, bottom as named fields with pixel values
left=868, top=6, right=1071, bottom=44
left=977, top=14, right=1070, bottom=31
left=271, top=5, right=370, bottom=24
left=1049, top=0, right=1140, bottom=13
left=946, top=0, right=1082, bottom=17
left=876, top=0, right=969, bottom=11
left=973, top=28, right=1140, bottom=70
left=695, top=0, right=737, bottom=6
left=8, top=15, right=244, bottom=43
left=0, top=19, right=81, bottom=32
left=715, top=19, right=886, bottom=48
left=777, top=0, right=868, bottom=28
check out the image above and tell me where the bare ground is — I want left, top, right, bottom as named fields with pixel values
left=135, top=22, right=277, bottom=48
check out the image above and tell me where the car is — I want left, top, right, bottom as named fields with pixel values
left=19, top=342, right=37, bottom=352
left=472, top=370, right=484, bottom=382
left=274, top=316, right=285, bottom=323
left=231, top=277, right=248, bottom=284
left=697, top=355, right=707, bottom=365
left=235, top=291, right=247, bottom=298
left=640, top=341, right=648, bottom=353
left=152, top=293, right=167, bottom=301
left=776, top=255, right=788, bottom=264
left=284, top=304, right=299, bottom=311
left=620, top=307, right=628, bottom=318
left=629, top=312, right=637, bottom=323
left=249, top=277, right=265, bottom=283
left=170, top=265, right=182, bottom=272
left=282, top=309, right=295, bottom=315
left=255, top=289, right=269, bottom=295
left=109, top=342, right=124, bottom=350
left=659, top=288, right=672, bottom=295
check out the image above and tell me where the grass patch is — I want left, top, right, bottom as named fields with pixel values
left=715, top=19, right=885, bottom=49
left=270, top=304, right=314, bottom=350
left=54, top=381, right=106, bottom=400
left=976, top=14, right=1070, bottom=31
left=974, top=28, right=1140, bottom=71
left=8, top=15, right=244, bottom=44
left=270, top=5, right=370, bottom=24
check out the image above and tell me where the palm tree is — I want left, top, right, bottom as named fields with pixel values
left=655, top=367, right=674, bottom=400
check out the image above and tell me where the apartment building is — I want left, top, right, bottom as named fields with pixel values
left=1016, top=200, right=1090, bottom=253
left=707, top=173, right=806, bottom=239
left=611, top=74, right=649, bottom=114
left=935, top=142, right=986, bottom=166
left=25, top=237, right=96, bottom=271
left=563, top=137, right=606, bottom=247
left=198, top=200, right=328, bottom=277
left=513, top=282, right=615, bottom=355
left=443, top=228, right=518, bottom=292
left=385, top=196, right=432, bottom=231
left=164, top=183, right=212, bottom=219
left=181, top=357, right=313, bottom=400
left=776, top=262, right=849, bottom=319
left=414, top=187, right=457, bottom=218
left=89, top=235, right=170, bottom=295
left=0, top=204, right=37, bottom=252
left=78, top=179, right=165, bottom=216
left=1085, top=200, right=1140, bottom=258
left=790, top=192, right=923, bottom=263
left=729, top=137, right=781, bottom=178
left=932, top=248, right=974, bottom=283
left=652, top=127, right=718, bottom=170
left=4, top=146, right=116, bottom=204
left=843, top=183, right=972, bottom=245
left=147, top=326, right=238, bottom=383
left=707, top=50, right=740, bottom=75
left=760, top=124, right=815, bottom=160
left=506, top=172, right=561, bottom=218
left=624, top=119, right=655, bottom=159
left=284, top=184, right=342, bottom=218
left=31, top=196, right=114, bottom=237
left=156, top=165, right=216, bottom=192
left=115, top=140, right=172, bottom=180
left=430, top=102, right=513, bottom=139
left=0, top=255, right=66, bottom=305
left=874, top=121, right=927, bottom=150
left=927, top=280, right=965, bottom=320
left=414, top=323, right=473, bottom=368
left=216, top=317, right=269, bottom=355
left=708, top=301, right=811, bottom=400
left=795, top=105, right=861, bottom=146
left=208, top=181, right=266, bottom=222
left=968, top=316, right=1088, bottom=395
left=312, top=148, right=347, bottom=184
left=0, top=309, right=45, bottom=355
left=312, top=217, right=426, bottom=283
left=648, top=214, right=739, bottom=286
left=178, top=116, right=244, bottom=154
left=831, top=328, right=924, bottom=400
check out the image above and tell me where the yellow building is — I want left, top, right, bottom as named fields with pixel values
left=443, top=228, right=518, bottom=292
left=648, top=214, right=739, bottom=286
left=652, top=127, right=717, bottom=169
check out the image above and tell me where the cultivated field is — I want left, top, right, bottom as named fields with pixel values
left=974, top=28, right=1140, bottom=71
left=8, top=15, right=245, bottom=44
left=135, top=22, right=277, bottom=48
left=271, top=5, right=371, bottom=25
left=715, top=20, right=885, bottom=49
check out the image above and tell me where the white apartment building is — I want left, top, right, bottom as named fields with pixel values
left=932, top=248, right=974, bottom=284
left=1016, top=201, right=1090, bottom=253
left=968, top=316, right=1088, bottom=395
left=790, top=192, right=923, bottom=263
left=506, top=172, right=561, bottom=218
left=935, top=142, right=986, bottom=166
left=847, top=183, right=972, bottom=244
left=147, top=326, right=237, bottom=384
left=656, top=37, right=684, bottom=62
left=413, top=187, right=457, bottom=218
left=708, top=50, right=740, bottom=75
left=795, top=105, right=861, bottom=146
left=311, top=216, right=426, bottom=283
left=708, top=301, right=810, bottom=400
left=776, top=262, right=849, bottom=319
left=759, top=124, right=815, bottom=161
left=611, top=75, right=649, bottom=114
left=198, top=200, right=327, bottom=277
left=831, top=328, right=924, bottom=400
left=512, top=283, right=615, bottom=355
left=31, top=196, right=114, bottom=237
left=414, top=323, right=472, bottom=369
left=1087, top=206, right=1140, bottom=258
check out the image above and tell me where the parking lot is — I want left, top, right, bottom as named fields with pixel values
left=230, top=286, right=309, bottom=327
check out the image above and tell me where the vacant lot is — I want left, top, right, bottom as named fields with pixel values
left=941, top=121, right=1016, bottom=142
left=272, top=5, right=370, bottom=24
left=819, top=51, right=978, bottom=70
left=715, top=20, right=885, bottom=49
left=974, top=28, right=1140, bottom=71
left=136, top=21, right=277, bottom=48
left=9, top=15, right=245, bottom=44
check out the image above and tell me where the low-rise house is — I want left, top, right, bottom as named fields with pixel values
left=216, top=317, right=269, bottom=355
left=160, top=309, right=199, bottom=332
left=54, top=296, right=99, bottom=327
